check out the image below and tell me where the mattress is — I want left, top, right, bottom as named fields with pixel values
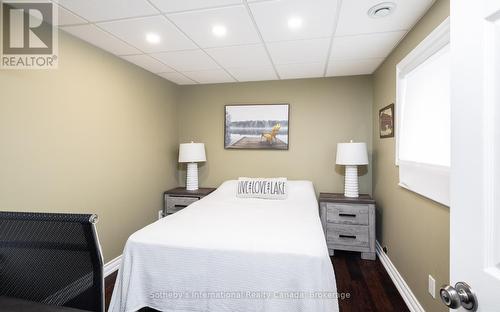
left=108, top=180, right=338, bottom=312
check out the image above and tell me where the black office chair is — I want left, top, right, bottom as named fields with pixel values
left=0, top=211, right=104, bottom=312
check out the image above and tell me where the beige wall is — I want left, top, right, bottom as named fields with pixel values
left=177, top=76, right=373, bottom=195
left=0, top=32, right=179, bottom=262
left=372, top=0, right=450, bottom=311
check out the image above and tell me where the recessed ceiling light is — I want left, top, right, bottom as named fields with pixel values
left=367, top=2, right=396, bottom=18
left=145, top=32, right=161, bottom=44
left=212, top=25, right=227, bottom=37
left=287, top=16, right=303, bottom=30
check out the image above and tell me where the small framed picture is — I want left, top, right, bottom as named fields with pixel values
left=379, top=103, right=394, bottom=138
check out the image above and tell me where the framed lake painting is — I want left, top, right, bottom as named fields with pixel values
left=224, top=104, right=289, bottom=150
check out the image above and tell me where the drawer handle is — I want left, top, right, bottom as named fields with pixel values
left=339, top=234, right=357, bottom=239
left=174, top=205, right=188, bottom=208
left=339, top=213, right=356, bottom=218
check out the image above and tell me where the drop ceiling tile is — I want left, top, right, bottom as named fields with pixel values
left=276, top=62, right=324, bottom=80
left=330, top=31, right=406, bottom=60
left=121, top=55, right=175, bottom=73
left=97, top=16, right=196, bottom=53
left=53, top=0, right=158, bottom=22
left=336, top=0, right=434, bottom=36
left=61, top=24, right=141, bottom=55
left=227, top=66, right=278, bottom=82
left=168, top=6, right=260, bottom=48
left=267, top=38, right=330, bottom=65
left=205, top=44, right=272, bottom=68
left=152, top=50, right=220, bottom=71
left=149, top=0, right=242, bottom=13
left=326, top=58, right=384, bottom=76
left=55, top=4, right=87, bottom=26
left=183, top=69, right=236, bottom=84
left=158, top=72, right=196, bottom=85
left=249, top=0, right=339, bottom=42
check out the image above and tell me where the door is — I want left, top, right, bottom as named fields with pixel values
left=448, top=0, right=500, bottom=311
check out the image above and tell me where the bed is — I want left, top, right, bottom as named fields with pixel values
left=108, top=180, right=338, bottom=312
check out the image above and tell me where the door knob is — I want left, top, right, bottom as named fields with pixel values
left=439, top=282, right=477, bottom=311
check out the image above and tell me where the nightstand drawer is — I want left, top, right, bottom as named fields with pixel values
left=326, top=203, right=369, bottom=225
left=164, top=187, right=217, bottom=217
left=166, top=196, right=199, bottom=213
left=326, top=224, right=369, bottom=248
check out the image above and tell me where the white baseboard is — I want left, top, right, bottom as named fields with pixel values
left=376, top=241, right=425, bottom=312
left=103, top=255, right=122, bottom=277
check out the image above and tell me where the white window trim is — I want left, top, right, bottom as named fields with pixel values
left=395, top=17, right=450, bottom=206
left=398, top=160, right=450, bottom=205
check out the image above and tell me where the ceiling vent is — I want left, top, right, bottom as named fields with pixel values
left=368, top=2, right=397, bottom=18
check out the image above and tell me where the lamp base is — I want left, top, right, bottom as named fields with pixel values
left=186, top=162, right=199, bottom=191
left=344, top=165, right=359, bottom=198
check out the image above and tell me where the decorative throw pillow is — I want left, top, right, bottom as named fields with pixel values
left=237, top=177, right=288, bottom=200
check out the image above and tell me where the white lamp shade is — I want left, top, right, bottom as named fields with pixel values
left=179, top=143, right=206, bottom=163
left=336, top=142, right=369, bottom=165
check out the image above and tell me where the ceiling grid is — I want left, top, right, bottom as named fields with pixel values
left=52, top=0, right=435, bottom=85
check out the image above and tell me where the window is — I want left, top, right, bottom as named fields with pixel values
left=396, top=17, right=450, bottom=206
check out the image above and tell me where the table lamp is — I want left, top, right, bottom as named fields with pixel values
left=178, top=142, right=206, bottom=191
left=336, top=141, right=368, bottom=198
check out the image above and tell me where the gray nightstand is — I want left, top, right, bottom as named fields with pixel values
left=163, top=187, right=216, bottom=216
left=319, top=193, right=376, bottom=260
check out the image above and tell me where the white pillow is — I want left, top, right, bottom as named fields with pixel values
left=237, top=177, right=288, bottom=200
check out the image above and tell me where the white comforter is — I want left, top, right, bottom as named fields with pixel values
left=109, top=180, right=338, bottom=312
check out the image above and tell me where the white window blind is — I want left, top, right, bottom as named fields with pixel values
left=396, top=18, right=450, bottom=206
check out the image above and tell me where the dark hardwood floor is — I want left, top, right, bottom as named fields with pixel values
left=105, top=271, right=117, bottom=312
left=331, top=251, right=409, bottom=312
left=105, top=250, right=408, bottom=312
